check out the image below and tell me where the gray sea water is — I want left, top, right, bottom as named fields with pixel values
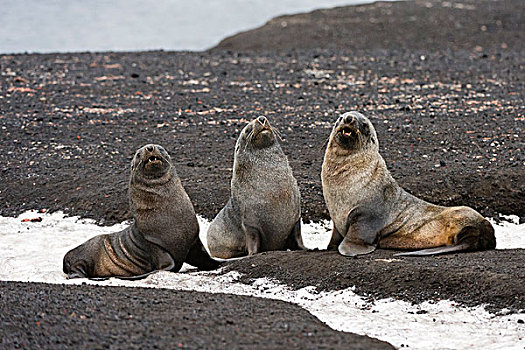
left=0, top=0, right=393, bottom=54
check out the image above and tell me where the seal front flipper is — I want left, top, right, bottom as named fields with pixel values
left=327, top=226, right=343, bottom=251
left=338, top=236, right=376, bottom=257
left=185, top=239, right=222, bottom=271
left=338, top=207, right=383, bottom=257
left=285, top=220, right=306, bottom=250
left=242, top=222, right=261, bottom=255
left=63, top=256, right=91, bottom=279
left=93, top=248, right=177, bottom=281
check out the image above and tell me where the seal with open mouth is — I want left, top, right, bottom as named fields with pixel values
left=63, top=144, right=218, bottom=279
left=321, top=111, right=496, bottom=257
left=207, top=116, right=304, bottom=258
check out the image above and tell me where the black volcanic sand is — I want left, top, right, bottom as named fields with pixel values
left=221, top=249, right=525, bottom=314
left=1, top=0, right=525, bottom=347
left=1, top=51, right=523, bottom=223
left=0, top=281, right=394, bottom=349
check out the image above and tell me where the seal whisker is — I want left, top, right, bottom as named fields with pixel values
left=271, top=126, right=283, bottom=141
left=319, top=136, right=330, bottom=153
left=244, top=129, right=255, bottom=152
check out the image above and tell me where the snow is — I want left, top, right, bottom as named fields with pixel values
left=0, top=210, right=524, bottom=350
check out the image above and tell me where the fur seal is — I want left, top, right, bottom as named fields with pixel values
left=63, top=144, right=218, bottom=279
left=207, top=116, right=304, bottom=258
left=321, top=111, right=496, bottom=257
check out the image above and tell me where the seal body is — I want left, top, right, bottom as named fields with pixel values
left=321, top=111, right=496, bottom=257
left=207, top=116, right=304, bottom=259
left=63, top=144, right=218, bottom=279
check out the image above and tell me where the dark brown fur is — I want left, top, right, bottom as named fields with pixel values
left=63, top=144, right=219, bottom=279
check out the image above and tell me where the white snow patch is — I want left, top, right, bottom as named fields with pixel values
left=488, top=215, right=525, bottom=249
left=0, top=210, right=524, bottom=350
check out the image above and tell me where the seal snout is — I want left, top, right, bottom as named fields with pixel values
left=343, top=113, right=356, bottom=125
left=256, top=116, right=268, bottom=125
left=336, top=120, right=359, bottom=139
left=253, top=116, right=272, bottom=134
left=135, top=144, right=171, bottom=176
left=340, top=125, right=356, bottom=137
left=143, top=148, right=165, bottom=170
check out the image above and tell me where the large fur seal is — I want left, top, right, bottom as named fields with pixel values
left=63, top=144, right=218, bottom=279
left=321, top=111, right=496, bottom=257
left=207, top=116, right=304, bottom=258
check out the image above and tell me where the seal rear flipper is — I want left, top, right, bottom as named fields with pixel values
left=185, top=239, right=222, bottom=271
left=394, top=243, right=471, bottom=257
left=395, top=221, right=496, bottom=257
left=285, top=220, right=306, bottom=250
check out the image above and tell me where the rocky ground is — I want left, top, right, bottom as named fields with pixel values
left=0, top=0, right=524, bottom=348
left=222, top=249, right=525, bottom=314
left=1, top=49, right=523, bottom=224
left=214, top=0, right=524, bottom=52
left=0, top=281, right=393, bottom=349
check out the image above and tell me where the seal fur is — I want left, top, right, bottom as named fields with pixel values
left=63, top=144, right=218, bottom=279
left=321, top=111, right=496, bottom=257
left=207, top=116, right=304, bottom=258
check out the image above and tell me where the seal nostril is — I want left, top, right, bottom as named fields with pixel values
left=344, top=116, right=354, bottom=124
left=146, top=145, right=154, bottom=152
left=257, top=116, right=267, bottom=125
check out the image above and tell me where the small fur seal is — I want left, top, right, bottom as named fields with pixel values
left=321, top=111, right=496, bottom=257
left=63, top=144, right=218, bottom=279
left=207, top=116, right=304, bottom=258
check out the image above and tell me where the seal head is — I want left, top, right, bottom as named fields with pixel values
left=132, top=144, right=172, bottom=179
left=331, top=111, right=378, bottom=153
left=236, top=116, right=278, bottom=151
